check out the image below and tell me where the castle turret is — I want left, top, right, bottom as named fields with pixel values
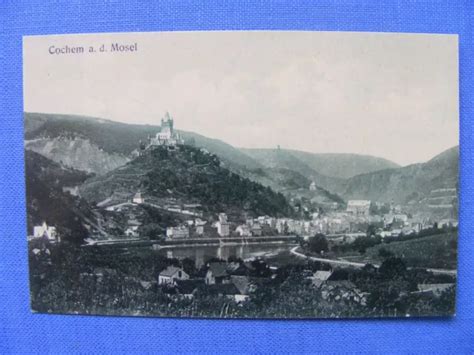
left=149, top=112, right=183, bottom=148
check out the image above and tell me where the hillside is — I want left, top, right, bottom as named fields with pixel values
left=241, top=148, right=398, bottom=179
left=26, top=112, right=455, bottom=210
left=343, top=146, right=459, bottom=205
left=235, top=167, right=344, bottom=206
left=351, top=232, right=458, bottom=270
left=80, top=145, right=295, bottom=218
left=283, top=150, right=399, bottom=179
left=25, top=112, right=160, bottom=155
left=24, top=112, right=263, bottom=174
left=240, top=148, right=346, bottom=193
left=180, top=131, right=262, bottom=170
left=25, top=150, right=97, bottom=243
left=25, top=136, right=131, bottom=175
left=24, top=112, right=343, bottom=204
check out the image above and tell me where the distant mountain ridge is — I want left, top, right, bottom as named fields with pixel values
left=342, top=146, right=459, bottom=205
left=24, top=112, right=398, bottom=180
left=240, top=148, right=399, bottom=179
left=283, top=150, right=400, bottom=179
left=238, top=148, right=346, bottom=193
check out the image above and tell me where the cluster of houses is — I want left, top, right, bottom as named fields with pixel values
left=154, top=261, right=453, bottom=306
left=156, top=261, right=264, bottom=302
left=305, top=199, right=458, bottom=239
left=308, top=270, right=368, bottom=305
left=163, top=202, right=458, bottom=241
left=28, top=221, right=60, bottom=243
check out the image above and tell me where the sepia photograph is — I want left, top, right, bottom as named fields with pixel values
left=23, top=31, right=459, bottom=319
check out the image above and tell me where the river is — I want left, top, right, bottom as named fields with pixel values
left=155, top=242, right=299, bottom=268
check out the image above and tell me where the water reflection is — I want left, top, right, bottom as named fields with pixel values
left=156, top=243, right=295, bottom=268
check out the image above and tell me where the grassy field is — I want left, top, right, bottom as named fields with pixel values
left=340, top=232, right=458, bottom=270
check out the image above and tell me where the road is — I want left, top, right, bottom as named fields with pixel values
left=290, top=246, right=457, bottom=276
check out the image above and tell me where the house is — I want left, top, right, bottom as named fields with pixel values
left=390, top=229, right=402, bottom=237
left=208, top=283, right=241, bottom=299
left=124, top=226, right=139, bottom=237
left=384, top=214, right=408, bottom=228
left=62, top=186, right=79, bottom=196
left=207, top=278, right=251, bottom=303
left=33, top=222, right=59, bottom=242
left=158, top=266, right=189, bottom=285
left=310, top=270, right=333, bottom=288
left=226, top=261, right=248, bottom=276
left=346, top=200, right=371, bottom=217
left=378, top=230, right=392, bottom=239
left=230, top=275, right=252, bottom=302
left=276, top=219, right=289, bottom=234
left=321, top=280, right=367, bottom=305
left=216, top=213, right=230, bottom=237
left=251, top=224, right=262, bottom=236
left=132, top=192, right=145, bottom=204
left=309, top=181, right=317, bottom=191
left=166, top=226, right=190, bottom=239
left=205, top=262, right=230, bottom=285
left=195, top=219, right=207, bottom=236
left=176, top=279, right=203, bottom=299
left=438, top=219, right=458, bottom=228
left=235, top=224, right=251, bottom=237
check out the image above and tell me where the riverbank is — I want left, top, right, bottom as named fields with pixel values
left=85, top=235, right=298, bottom=248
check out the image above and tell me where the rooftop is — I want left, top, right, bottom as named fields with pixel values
left=347, top=200, right=371, bottom=207
left=208, top=262, right=228, bottom=278
left=159, top=265, right=183, bottom=277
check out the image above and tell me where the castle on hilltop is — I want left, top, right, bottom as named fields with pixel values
left=149, top=112, right=184, bottom=148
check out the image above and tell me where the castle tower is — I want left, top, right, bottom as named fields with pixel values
left=149, top=112, right=183, bottom=147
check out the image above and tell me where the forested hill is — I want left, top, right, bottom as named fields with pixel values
left=80, top=145, right=295, bottom=218
left=343, top=146, right=459, bottom=204
left=240, top=147, right=398, bottom=183
left=24, top=150, right=96, bottom=243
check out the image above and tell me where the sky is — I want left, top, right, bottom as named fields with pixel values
left=23, top=31, right=459, bottom=166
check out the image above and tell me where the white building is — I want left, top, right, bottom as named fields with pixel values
left=32, top=222, right=59, bottom=242
left=158, top=266, right=189, bottom=285
left=216, top=213, right=230, bottom=237
left=309, top=181, right=317, bottom=191
left=166, top=226, right=190, bottom=239
left=346, top=200, right=371, bottom=217
left=125, top=226, right=139, bottom=237
left=132, top=192, right=145, bottom=204
left=195, top=219, right=207, bottom=236
left=235, top=224, right=252, bottom=237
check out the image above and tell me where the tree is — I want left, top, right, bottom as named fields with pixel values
left=308, top=234, right=328, bottom=254
left=181, top=258, right=196, bottom=277
left=378, top=257, right=407, bottom=279
left=378, top=247, right=394, bottom=259
left=367, top=224, right=377, bottom=237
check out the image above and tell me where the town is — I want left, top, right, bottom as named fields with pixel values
left=30, top=114, right=458, bottom=246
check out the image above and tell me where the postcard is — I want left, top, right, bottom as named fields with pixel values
left=23, top=31, right=458, bottom=318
